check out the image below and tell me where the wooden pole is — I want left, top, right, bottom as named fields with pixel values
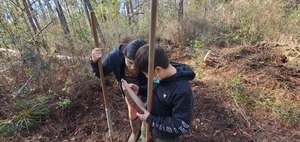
left=146, top=0, right=158, bottom=141
left=90, top=11, right=113, bottom=142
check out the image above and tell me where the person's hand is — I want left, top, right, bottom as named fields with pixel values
left=128, top=83, right=139, bottom=95
left=91, top=48, right=103, bottom=62
left=122, top=82, right=139, bottom=95
left=136, top=107, right=150, bottom=122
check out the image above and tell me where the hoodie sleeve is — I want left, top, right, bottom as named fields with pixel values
left=146, top=88, right=194, bottom=135
left=90, top=48, right=118, bottom=78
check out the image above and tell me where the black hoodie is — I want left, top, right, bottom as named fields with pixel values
left=139, top=62, right=195, bottom=140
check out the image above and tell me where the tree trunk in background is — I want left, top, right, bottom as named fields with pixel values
left=178, top=0, right=184, bottom=46
left=84, top=0, right=94, bottom=11
left=38, top=0, right=47, bottom=20
left=11, top=1, right=32, bottom=36
left=125, top=0, right=131, bottom=24
left=83, top=0, right=107, bottom=47
left=129, top=0, right=134, bottom=23
left=178, top=0, right=183, bottom=23
left=21, top=0, right=37, bottom=34
left=100, top=0, right=107, bottom=22
left=27, top=0, right=41, bottom=31
left=126, top=0, right=138, bottom=25
left=288, top=0, right=300, bottom=9
left=2, top=1, right=19, bottom=45
left=54, top=0, right=73, bottom=46
left=0, top=13, right=16, bottom=47
left=83, top=0, right=91, bottom=24
left=64, top=1, right=72, bottom=18
left=45, top=0, right=55, bottom=20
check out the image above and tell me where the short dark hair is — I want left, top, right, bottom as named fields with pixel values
left=124, top=39, right=147, bottom=60
left=135, top=44, right=169, bottom=73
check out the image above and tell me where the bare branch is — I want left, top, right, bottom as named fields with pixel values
left=12, top=75, right=33, bottom=98
left=27, top=18, right=56, bottom=43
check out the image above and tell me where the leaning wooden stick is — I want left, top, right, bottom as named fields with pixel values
left=146, top=0, right=158, bottom=141
left=90, top=11, right=113, bottom=142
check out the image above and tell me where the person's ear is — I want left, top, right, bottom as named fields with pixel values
left=154, top=66, right=162, bottom=74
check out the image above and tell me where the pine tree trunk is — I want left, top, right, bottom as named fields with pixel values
left=129, top=0, right=134, bottom=23
left=13, top=0, right=32, bottom=36
left=178, top=0, right=184, bottom=46
left=27, top=0, right=41, bottom=31
left=202, top=50, right=221, bottom=67
left=54, top=0, right=73, bottom=46
left=83, top=0, right=91, bottom=25
left=38, top=0, right=47, bottom=20
left=46, top=0, right=55, bottom=20
left=21, top=0, right=37, bottom=34
left=83, top=0, right=107, bottom=46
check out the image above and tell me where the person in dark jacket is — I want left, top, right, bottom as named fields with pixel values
left=90, top=37, right=148, bottom=142
left=126, top=44, right=195, bottom=142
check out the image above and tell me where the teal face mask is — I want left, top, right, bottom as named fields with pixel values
left=146, top=74, right=161, bottom=84
left=153, top=75, right=160, bottom=84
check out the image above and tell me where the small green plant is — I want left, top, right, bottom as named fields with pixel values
left=188, top=37, right=210, bottom=61
left=279, top=109, right=300, bottom=126
left=57, top=97, right=71, bottom=109
left=225, top=76, right=245, bottom=92
left=225, top=76, right=252, bottom=107
left=275, top=99, right=300, bottom=126
left=62, top=78, right=72, bottom=94
left=0, top=97, right=49, bottom=135
left=255, top=93, right=279, bottom=110
left=14, top=97, right=49, bottom=132
left=190, top=38, right=205, bottom=49
left=0, top=120, right=14, bottom=135
left=289, top=6, right=300, bottom=19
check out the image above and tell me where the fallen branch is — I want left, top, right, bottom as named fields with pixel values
left=12, top=75, right=33, bottom=98
left=27, top=18, right=56, bottom=43
left=233, top=98, right=251, bottom=128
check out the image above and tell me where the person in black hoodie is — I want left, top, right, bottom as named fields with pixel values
left=90, top=37, right=147, bottom=142
left=127, top=44, right=195, bottom=142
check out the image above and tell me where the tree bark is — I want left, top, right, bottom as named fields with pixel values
left=38, top=0, right=47, bottom=20
left=10, top=1, right=32, bottom=36
left=54, top=0, right=73, bottom=46
left=64, top=1, right=72, bottom=18
left=45, top=0, right=55, bottom=20
left=129, top=0, right=134, bottom=23
left=202, top=50, right=221, bottom=67
left=21, top=0, right=37, bottom=34
left=83, top=0, right=107, bottom=46
left=125, top=0, right=132, bottom=24
left=178, top=0, right=184, bottom=46
left=83, top=0, right=91, bottom=24
left=27, top=0, right=41, bottom=31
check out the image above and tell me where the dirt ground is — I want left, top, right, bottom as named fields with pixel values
left=1, top=42, right=299, bottom=142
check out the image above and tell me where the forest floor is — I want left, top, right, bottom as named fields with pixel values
left=1, top=42, right=300, bottom=142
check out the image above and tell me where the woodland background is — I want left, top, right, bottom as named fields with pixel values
left=0, top=0, right=300, bottom=141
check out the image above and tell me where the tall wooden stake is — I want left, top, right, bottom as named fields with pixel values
left=90, top=11, right=113, bottom=142
left=146, top=0, right=158, bottom=141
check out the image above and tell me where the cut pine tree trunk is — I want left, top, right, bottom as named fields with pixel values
left=202, top=50, right=221, bottom=67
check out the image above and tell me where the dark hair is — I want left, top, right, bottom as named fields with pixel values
left=124, top=39, right=147, bottom=60
left=135, top=44, right=169, bottom=73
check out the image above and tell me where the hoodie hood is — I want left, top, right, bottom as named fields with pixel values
left=162, top=62, right=195, bottom=82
